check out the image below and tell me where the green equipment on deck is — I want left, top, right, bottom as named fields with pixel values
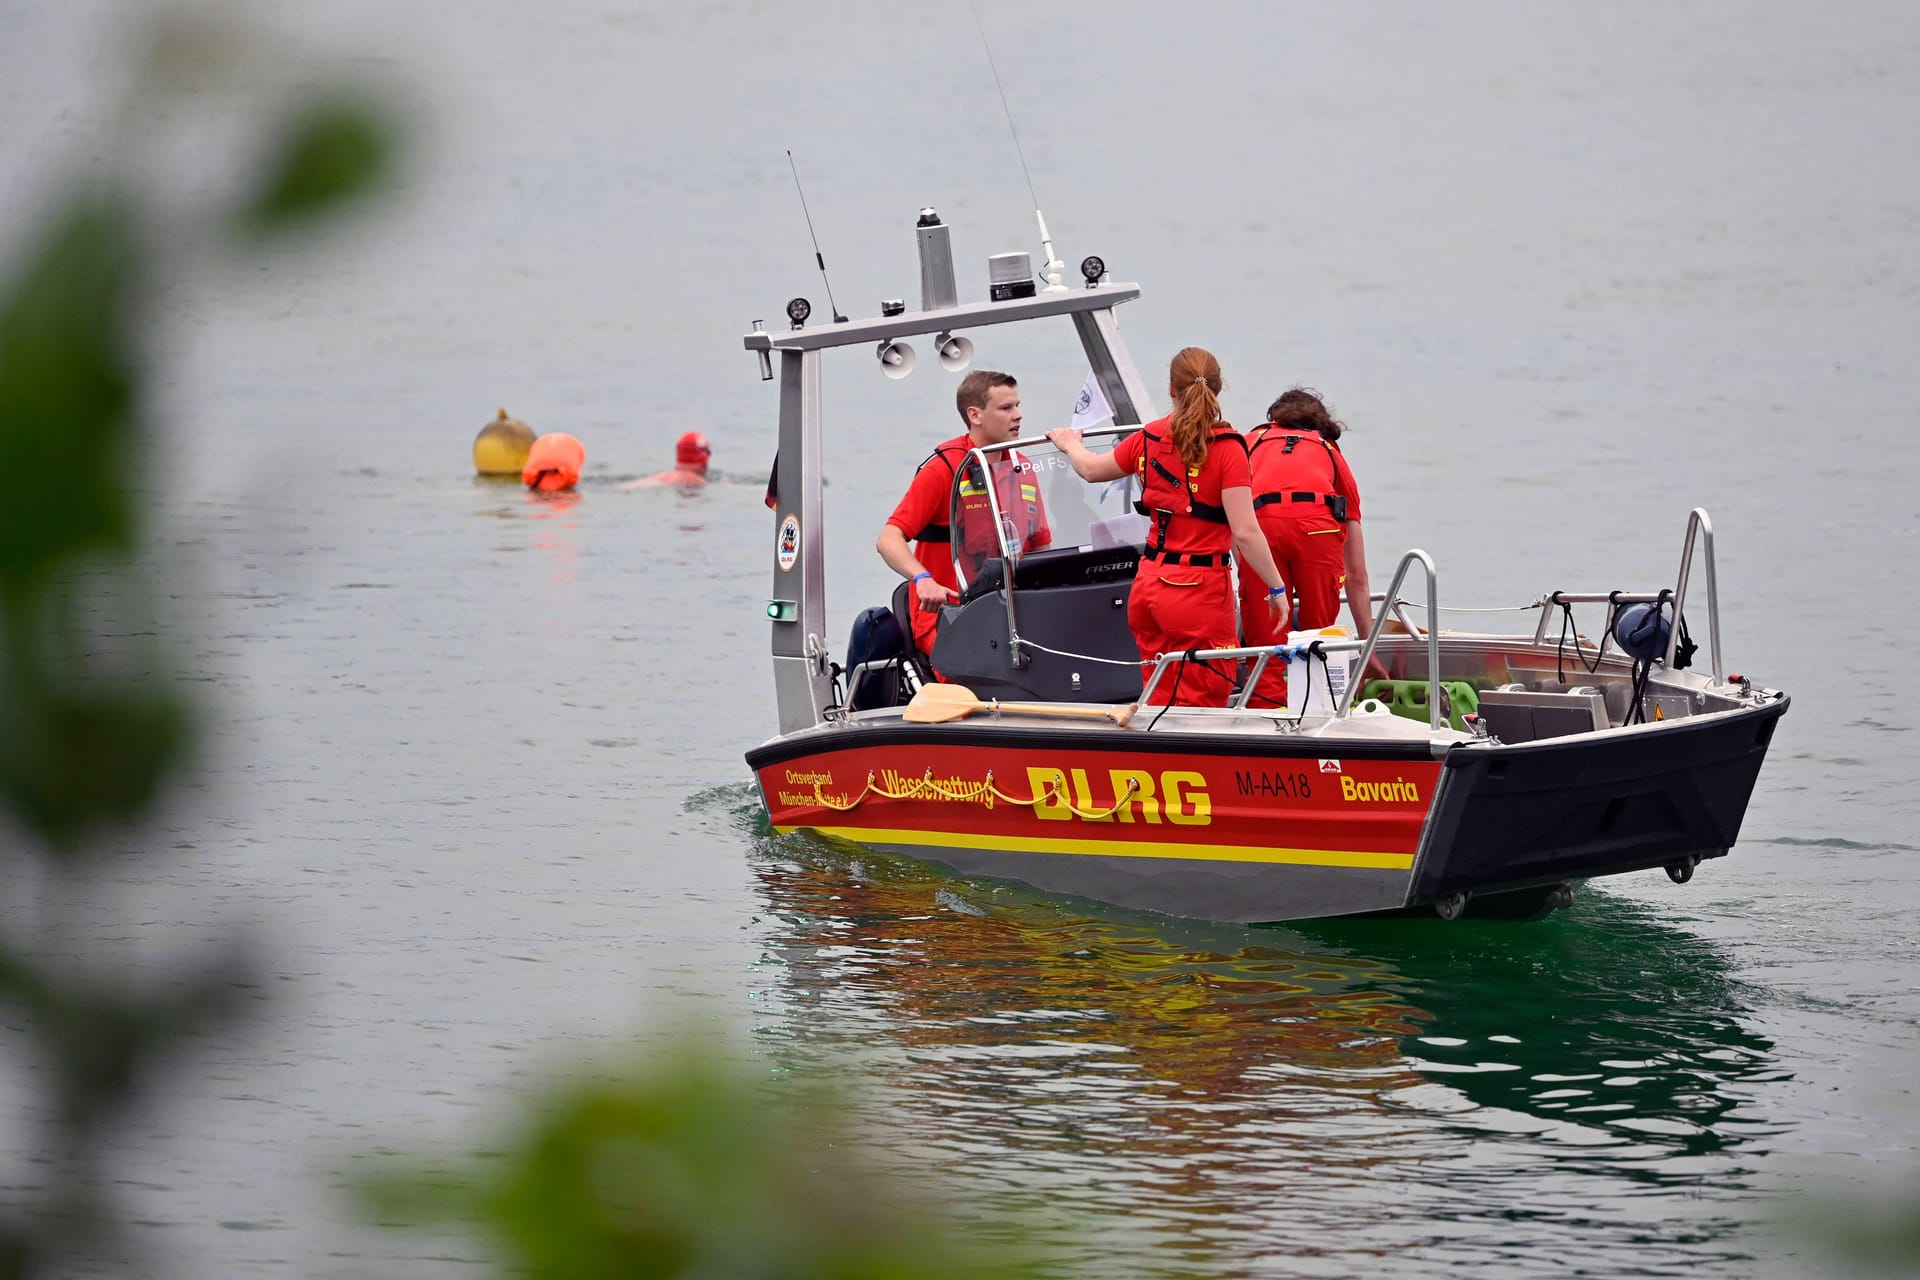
left=1361, top=679, right=1480, bottom=732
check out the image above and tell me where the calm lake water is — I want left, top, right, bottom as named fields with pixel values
left=4, top=2, right=1918, bottom=1276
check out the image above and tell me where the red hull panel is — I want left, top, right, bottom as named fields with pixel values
left=758, top=741, right=1439, bottom=872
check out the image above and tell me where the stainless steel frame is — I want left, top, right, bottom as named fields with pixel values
left=955, top=427, right=1141, bottom=668
left=748, top=285, right=1154, bottom=735
left=1523, top=508, right=1723, bottom=682
left=1135, top=510, right=1741, bottom=734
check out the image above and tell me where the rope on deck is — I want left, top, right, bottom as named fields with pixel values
left=809, top=768, right=1139, bottom=819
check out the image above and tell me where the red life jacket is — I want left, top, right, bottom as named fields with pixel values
left=1247, top=425, right=1349, bottom=522
left=1133, top=423, right=1244, bottom=557
left=952, top=451, right=1046, bottom=580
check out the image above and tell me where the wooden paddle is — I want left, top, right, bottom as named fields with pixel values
left=903, top=682, right=1138, bottom=728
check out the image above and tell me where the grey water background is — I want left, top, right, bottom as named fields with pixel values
left=5, top=1, right=1919, bottom=1275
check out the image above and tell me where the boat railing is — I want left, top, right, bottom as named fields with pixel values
left=1341, top=549, right=1443, bottom=726
left=1132, top=509, right=1726, bottom=730
left=1522, top=507, right=1722, bottom=682
left=841, top=655, right=923, bottom=716
left=1669, top=507, right=1723, bottom=682
left=1137, top=636, right=1383, bottom=720
left=1135, top=548, right=1445, bottom=728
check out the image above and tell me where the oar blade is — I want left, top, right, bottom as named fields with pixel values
left=901, top=682, right=985, bottom=724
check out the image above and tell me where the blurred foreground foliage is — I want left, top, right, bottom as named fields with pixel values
left=0, top=12, right=394, bottom=1276
left=0, top=14, right=1041, bottom=1280
left=360, top=1045, right=1037, bottom=1280
left=8, top=11, right=1910, bottom=1280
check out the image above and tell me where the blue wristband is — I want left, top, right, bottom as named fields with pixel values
left=1268, top=585, right=1286, bottom=598
left=911, top=571, right=932, bottom=583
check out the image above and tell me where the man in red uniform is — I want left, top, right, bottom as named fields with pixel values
left=877, top=370, right=1048, bottom=664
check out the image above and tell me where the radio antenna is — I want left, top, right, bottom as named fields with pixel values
left=970, top=0, right=1066, bottom=292
left=787, top=150, right=847, bottom=322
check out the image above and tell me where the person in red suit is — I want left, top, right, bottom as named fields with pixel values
left=1237, top=388, right=1374, bottom=708
left=1047, top=348, right=1285, bottom=706
left=876, top=370, right=1049, bottom=665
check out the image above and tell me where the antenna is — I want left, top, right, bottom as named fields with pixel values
left=787, top=150, right=847, bottom=322
left=970, top=0, right=1066, bottom=293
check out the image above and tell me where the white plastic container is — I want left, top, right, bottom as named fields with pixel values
left=1285, top=626, right=1356, bottom=718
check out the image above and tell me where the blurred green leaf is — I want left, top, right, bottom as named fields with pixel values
left=0, top=21, right=405, bottom=1278
left=0, top=684, right=188, bottom=857
left=32, top=949, right=252, bottom=1137
left=362, top=1048, right=1038, bottom=1280
left=1805, top=1198, right=1920, bottom=1277
left=239, top=98, right=395, bottom=233
left=0, top=196, right=141, bottom=603
left=137, top=11, right=251, bottom=95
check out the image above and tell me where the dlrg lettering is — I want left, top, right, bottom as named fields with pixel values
left=1025, top=767, right=1211, bottom=825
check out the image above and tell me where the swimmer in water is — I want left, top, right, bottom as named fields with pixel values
left=622, top=432, right=711, bottom=488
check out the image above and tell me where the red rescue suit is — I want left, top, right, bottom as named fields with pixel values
left=885, top=435, right=973, bottom=658
left=1111, top=419, right=1249, bottom=707
left=1238, top=424, right=1362, bottom=707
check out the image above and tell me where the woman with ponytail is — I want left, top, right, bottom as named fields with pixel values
left=1047, top=347, right=1285, bottom=706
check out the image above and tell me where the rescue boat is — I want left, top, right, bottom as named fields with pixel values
left=743, top=213, right=1788, bottom=923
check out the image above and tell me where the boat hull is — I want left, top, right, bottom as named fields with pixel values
left=747, top=695, right=1788, bottom=924
left=1411, top=693, right=1789, bottom=900
left=752, top=722, right=1438, bottom=922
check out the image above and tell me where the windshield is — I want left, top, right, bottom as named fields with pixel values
left=948, top=426, right=1148, bottom=586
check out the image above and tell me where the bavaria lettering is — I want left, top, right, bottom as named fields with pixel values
left=1339, top=775, right=1422, bottom=804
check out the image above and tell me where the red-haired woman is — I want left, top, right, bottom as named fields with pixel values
left=1047, top=348, right=1285, bottom=706
left=1238, top=387, right=1373, bottom=708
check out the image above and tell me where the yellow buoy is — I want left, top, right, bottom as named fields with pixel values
left=474, top=407, right=537, bottom=475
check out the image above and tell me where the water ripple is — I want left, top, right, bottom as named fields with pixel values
left=745, top=837, right=1785, bottom=1276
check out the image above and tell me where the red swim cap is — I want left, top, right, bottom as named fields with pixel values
left=675, top=431, right=711, bottom=467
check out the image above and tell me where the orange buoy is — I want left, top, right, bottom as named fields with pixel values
left=523, top=432, right=585, bottom=490
left=474, top=407, right=537, bottom=476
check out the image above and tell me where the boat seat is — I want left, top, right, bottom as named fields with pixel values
left=1476, top=687, right=1609, bottom=744
left=889, top=578, right=936, bottom=688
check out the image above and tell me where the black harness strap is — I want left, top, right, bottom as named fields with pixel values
left=1137, top=425, right=1238, bottom=549
left=901, top=443, right=968, bottom=543
left=1141, top=548, right=1227, bottom=567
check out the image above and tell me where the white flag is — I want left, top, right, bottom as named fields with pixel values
left=1070, top=372, right=1113, bottom=429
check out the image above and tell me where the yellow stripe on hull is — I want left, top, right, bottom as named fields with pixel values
left=775, top=824, right=1414, bottom=871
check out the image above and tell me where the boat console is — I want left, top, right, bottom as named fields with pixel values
left=933, top=547, right=1142, bottom=703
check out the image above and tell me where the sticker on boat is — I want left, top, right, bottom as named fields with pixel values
left=777, top=515, right=799, bottom=571
left=1319, top=759, right=1343, bottom=774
